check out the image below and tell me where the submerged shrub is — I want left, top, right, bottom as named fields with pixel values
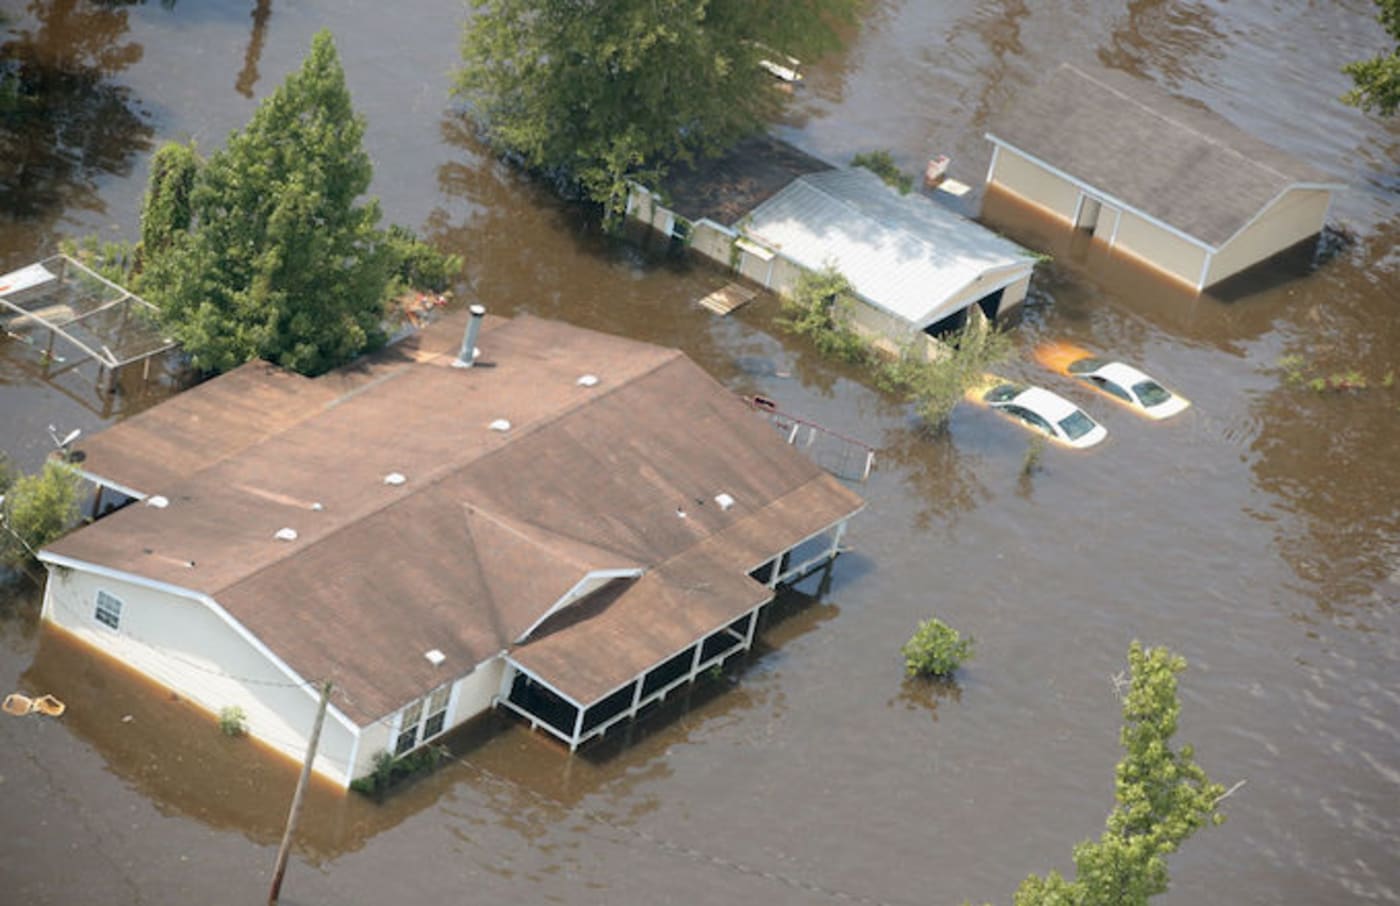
left=777, top=265, right=871, bottom=365
left=902, top=618, right=973, bottom=678
left=218, top=705, right=248, bottom=737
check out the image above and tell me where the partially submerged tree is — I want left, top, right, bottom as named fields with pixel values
left=851, top=149, right=912, bottom=194
left=1012, top=643, right=1227, bottom=906
left=1343, top=0, right=1400, bottom=116
left=1, top=461, right=81, bottom=567
left=140, top=31, right=460, bottom=376
left=878, top=313, right=1013, bottom=430
left=778, top=265, right=871, bottom=365
left=455, top=0, right=857, bottom=220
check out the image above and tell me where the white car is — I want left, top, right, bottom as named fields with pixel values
left=972, top=379, right=1108, bottom=449
left=1063, top=357, right=1190, bottom=420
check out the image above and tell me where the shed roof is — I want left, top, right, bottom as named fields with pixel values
left=745, top=168, right=1034, bottom=326
left=653, top=134, right=833, bottom=225
left=46, top=311, right=862, bottom=724
left=985, top=63, right=1341, bottom=249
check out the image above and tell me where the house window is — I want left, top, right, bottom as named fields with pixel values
left=393, top=684, right=452, bottom=756
left=94, top=590, right=123, bottom=630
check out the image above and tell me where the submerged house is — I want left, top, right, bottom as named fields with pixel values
left=984, top=63, right=1343, bottom=292
left=37, top=311, right=863, bottom=788
left=628, top=137, right=1036, bottom=345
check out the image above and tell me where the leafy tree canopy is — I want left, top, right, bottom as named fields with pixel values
left=1011, top=643, right=1226, bottom=906
left=1, top=461, right=81, bottom=567
left=1343, top=0, right=1400, bottom=115
left=455, top=0, right=857, bottom=217
left=141, top=30, right=445, bottom=376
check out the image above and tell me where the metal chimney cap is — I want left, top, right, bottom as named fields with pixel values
left=469, top=304, right=486, bottom=316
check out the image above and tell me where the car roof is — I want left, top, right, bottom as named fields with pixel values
left=1014, top=386, right=1081, bottom=421
left=1090, top=361, right=1154, bottom=387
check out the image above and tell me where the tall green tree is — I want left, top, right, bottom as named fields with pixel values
left=455, top=0, right=856, bottom=219
left=1, top=461, right=81, bottom=567
left=1343, top=0, right=1400, bottom=115
left=143, top=30, right=395, bottom=375
left=1012, top=643, right=1226, bottom=906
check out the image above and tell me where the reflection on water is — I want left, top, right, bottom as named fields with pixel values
left=0, top=1, right=154, bottom=225
left=233, top=0, right=271, bottom=99
left=1097, top=0, right=1227, bottom=84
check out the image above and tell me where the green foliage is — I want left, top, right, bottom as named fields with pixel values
left=349, top=746, right=448, bottom=797
left=1342, top=0, right=1400, bottom=115
left=902, top=617, right=973, bottom=678
left=140, top=140, right=200, bottom=259
left=59, top=236, right=140, bottom=287
left=142, top=31, right=396, bottom=376
left=1013, top=643, right=1226, bottom=906
left=384, top=224, right=463, bottom=295
left=455, top=0, right=856, bottom=219
left=218, top=705, right=248, bottom=737
left=777, top=265, right=871, bottom=365
left=0, top=453, right=15, bottom=497
left=1276, top=355, right=1390, bottom=393
left=878, top=314, right=1013, bottom=429
left=851, top=149, right=912, bottom=194
left=0, top=462, right=81, bottom=567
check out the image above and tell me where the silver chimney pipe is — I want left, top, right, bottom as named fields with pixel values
left=454, top=305, right=486, bottom=368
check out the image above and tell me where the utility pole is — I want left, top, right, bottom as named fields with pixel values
left=268, top=679, right=332, bottom=905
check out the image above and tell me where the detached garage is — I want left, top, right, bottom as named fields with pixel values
left=984, top=63, right=1343, bottom=291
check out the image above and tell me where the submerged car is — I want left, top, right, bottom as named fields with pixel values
left=970, top=378, right=1108, bottom=449
left=1035, top=344, right=1190, bottom=420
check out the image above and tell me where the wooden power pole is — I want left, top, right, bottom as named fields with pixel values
left=269, top=679, right=332, bottom=905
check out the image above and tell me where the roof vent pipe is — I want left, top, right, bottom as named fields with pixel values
left=453, top=305, right=487, bottom=369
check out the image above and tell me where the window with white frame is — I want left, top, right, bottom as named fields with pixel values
left=394, top=684, right=451, bottom=756
left=94, top=590, right=123, bottom=630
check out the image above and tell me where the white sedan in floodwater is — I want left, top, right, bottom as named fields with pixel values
left=1034, top=344, right=1191, bottom=420
left=969, top=377, right=1108, bottom=449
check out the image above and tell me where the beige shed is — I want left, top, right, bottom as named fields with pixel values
left=984, top=64, right=1343, bottom=291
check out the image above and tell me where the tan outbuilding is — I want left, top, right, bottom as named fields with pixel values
left=984, top=64, right=1343, bottom=291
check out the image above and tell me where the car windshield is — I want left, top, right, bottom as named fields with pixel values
left=1133, top=380, right=1172, bottom=407
left=1058, top=409, right=1097, bottom=440
left=985, top=383, right=1023, bottom=403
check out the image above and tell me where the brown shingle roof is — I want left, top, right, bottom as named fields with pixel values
left=986, top=63, right=1340, bottom=248
left=47, top=312, right=863, bottom=724
left=656, top=134, right=833, bottom=225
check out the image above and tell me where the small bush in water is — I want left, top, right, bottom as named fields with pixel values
left=902, top=618, right=973, bottom=678
left=218, top=705, right=248, bottom=737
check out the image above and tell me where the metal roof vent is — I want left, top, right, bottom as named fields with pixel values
left=489, top=418, right=511, bottom=432
left=715, top=492, right=735, bottom=511
left=274, top=527, right=298, bottom=542
left=577, top=374, right=599, bottom=387
left=311, top=502, right=324, bottom=512
left=384, top=472, right=407, bottom=486
left=424, top=649, right=446, bottom=667
left=146, top=495, right=169, bottom=509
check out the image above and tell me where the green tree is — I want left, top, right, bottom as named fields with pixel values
left=1012, top=643, right=1227, bottom=906
left=455, top=0, right=856, bottom=220
left=878, top=313, right=1013, bottom=430
left=777, top=265, right=871, bottom=365
left=901, top=617, right=973, bottom=678
left=1, top=461, right=81, bottom=567
left=1343, top=0, right=1400, bottom=115
left=851, top=149, right=912, bottom=194
left=142, top=30, right=396, bottom=375
left=140, top=139, right=199, bottom=258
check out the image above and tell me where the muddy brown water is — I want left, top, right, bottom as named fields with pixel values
left=2, top=2, right=1397, bottom=904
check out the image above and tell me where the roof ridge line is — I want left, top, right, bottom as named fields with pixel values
left=1064, top=63, right=1295, bottom=185
left=799, top=171, right=981, bottom=265
left=215, top=347, right=686, bottom=600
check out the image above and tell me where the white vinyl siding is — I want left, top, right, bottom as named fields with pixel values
left=41, top=567, right=359, bottom=787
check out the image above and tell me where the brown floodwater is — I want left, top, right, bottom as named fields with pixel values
left=2, top=1, right=1397, bottom=904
